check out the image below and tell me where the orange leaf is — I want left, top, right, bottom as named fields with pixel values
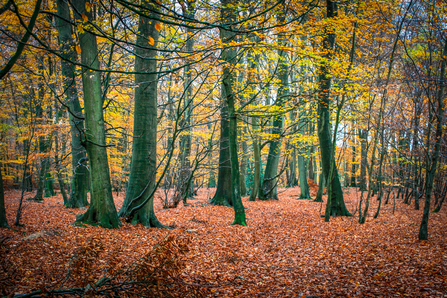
left=81, top=14, right=88, bottom=22
left=75, top=45, right=81, bottom=54
left=85, top=2, right=92, bottom=13
left=148, top=36, right=155, bottom=45
left=155, top=22, right=161, bottom=32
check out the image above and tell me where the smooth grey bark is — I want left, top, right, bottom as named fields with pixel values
left=56, top=0, right=88, bottom=208
left=118, top=1, right=164, bottom=228
left=73, top=0, right=120, bottom=228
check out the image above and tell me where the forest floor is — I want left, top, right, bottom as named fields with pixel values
left=1, top=186, right=447, bottom=297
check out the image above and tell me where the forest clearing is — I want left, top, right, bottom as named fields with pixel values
left=1, top=187, right=446, bottom=297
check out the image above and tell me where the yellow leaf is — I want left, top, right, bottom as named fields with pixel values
left=155, top=22, right=161, bottom=31
left=148, top=36, right=154, bottom=45
left=77, top=23, right=84, bottom=33
left=82, top=14, right=88, bottom=22
left=76, top=45, right=81, bottom=54
left=85, top=2, right=92, bottom=12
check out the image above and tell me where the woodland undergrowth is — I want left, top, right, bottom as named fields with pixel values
left=1, top=186, right=446, bottom=297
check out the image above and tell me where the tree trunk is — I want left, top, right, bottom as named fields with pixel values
left=32, top=73, right=50, bottom=201
left=73, top=0, right=120, bottom=228
left=359, top=129, right=367, bottom=191
left=249, top=117, right=261, bottom=201
left=210, top=98, right=232, bottom=206
left=176, top=0, right=196, bottom=205
left=261, top=7, right=288, bottom=201
left=350, top=126, right=357, bottom=187
left=314, top=172, right=325, bottom=202
left=207, top=123, right=216, bottom=188
left=220, top=0, right=246, bottom=226
left=240, top=136, right=248, bottom=196
left=54, top=132, right=68, bottom=205
left=118, top=1, right=164, bottom=228
left=419, top=39, right=446, bottom=240
left=298, top=108, right=311, bottom=199
left=0, top=164, right=9, bottom=228
left=56, top=0, right=88, bottom=208
left=317, top=0, right=350, bottom=217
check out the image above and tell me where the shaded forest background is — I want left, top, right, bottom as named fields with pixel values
left=0, top=0, right=447, bottom=295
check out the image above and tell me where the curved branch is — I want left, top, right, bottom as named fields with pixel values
left=0, top=0, right=42, bottom=80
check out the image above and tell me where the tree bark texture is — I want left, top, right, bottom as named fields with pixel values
left=73, top=0, right=120, bottom=228
left=317, top=0, right=350, bottom=216
left=220, top=0, right=246, bottom=225
left=119, top=1, right=165, bottom=228
left=56, top=0, right=88, bottom=208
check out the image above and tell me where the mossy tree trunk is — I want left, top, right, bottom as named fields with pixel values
left=210, top=94, right=232, bottom=206
left=73, top=0, right=120, bottom=228
left=118, top=1, right=165, bottom=228
left=220, top=0, right=246, bottom=225
left=56, top=0, right=88, bottom=208
left=261, top=6, right=288, bottom=201
left=419, top=39, right=446, bottom=240
left=317, top=0, right=351, bottom=217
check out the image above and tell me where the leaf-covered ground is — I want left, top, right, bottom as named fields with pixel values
left=1, top=187, right=446, bottom=297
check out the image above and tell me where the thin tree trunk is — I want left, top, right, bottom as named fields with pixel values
left=176, top=0, right=196, bottom=205
left=359, top=129, right=367, bottom=191
left=0, top=163, right=9, bottom=228
left=351, top=124, right=357, bottom=187
left=249, top=117, right=261, bottom=201
left=298, top=108, right=311, bottom=199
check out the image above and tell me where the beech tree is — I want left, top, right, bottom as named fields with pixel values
left=118, top=0, right=165, bottom=228
left=72, top=0, right=120, bottom=228
left=317, top=0, right=350, bottom=217
left=56, top=0, right=88, bottom=208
